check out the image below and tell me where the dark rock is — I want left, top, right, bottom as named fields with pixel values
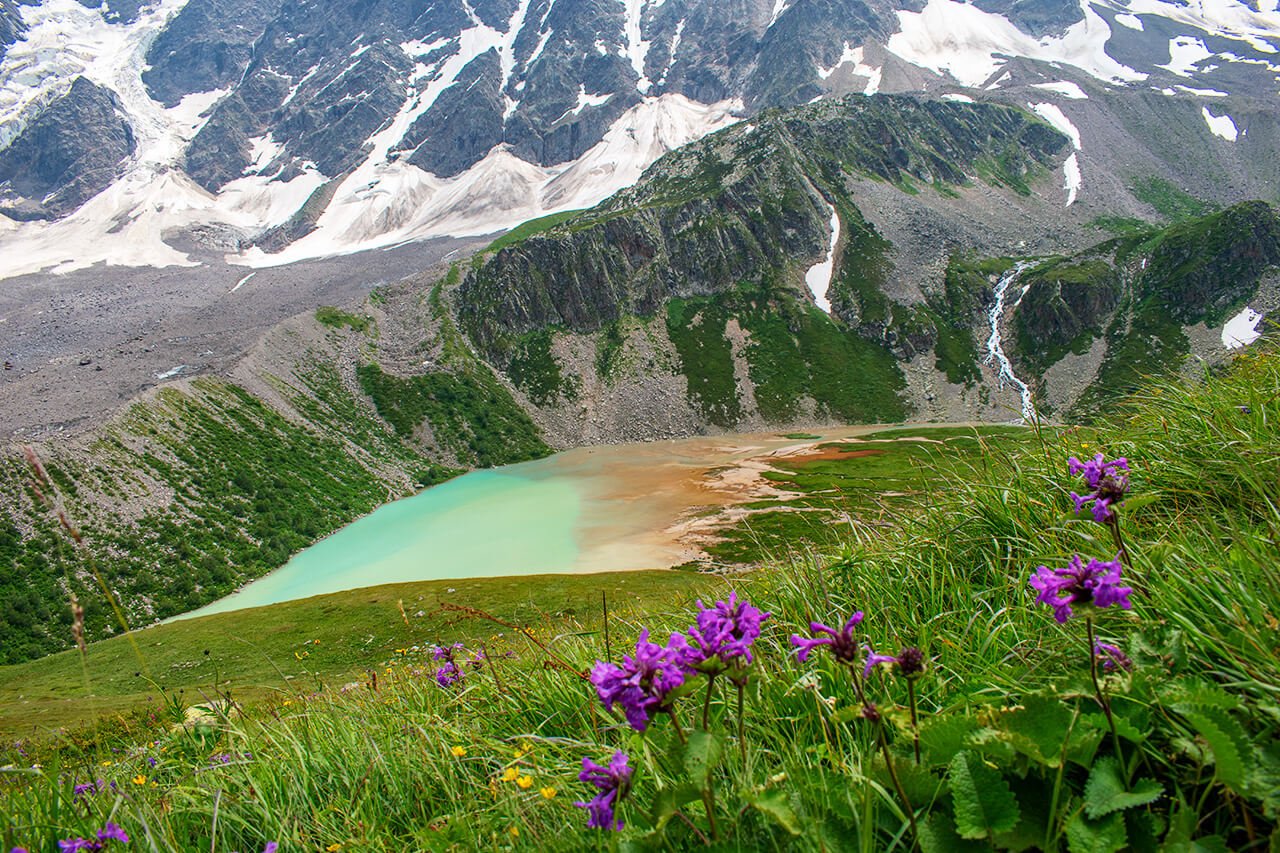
left=400, top=50, right=506, bottom=177
left=0, top=77, right=136, bottom=221
left=970, top=0, right=1083, bottom=37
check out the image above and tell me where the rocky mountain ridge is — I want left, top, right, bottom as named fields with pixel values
left=0, top=0, right=1278, bottom=278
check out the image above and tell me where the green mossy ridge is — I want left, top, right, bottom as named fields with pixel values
left=314, top=306, right=371, bottom=333
left=482, top=209, right=584, bottom=254
left=356, top=362, right=550, bottom=467
left=1130, top=176, right=1220, bottom=223
left=667, top=281, right=908, bottom=426
left=0, top=378, right=407, bottom=665
left=507, top=328, right=578, bottom=406
left=665, top=297, right=743, bottom=428
left=826, top=201, right=895, bottom=327
left=1014, top=258, right=1121, bottom=375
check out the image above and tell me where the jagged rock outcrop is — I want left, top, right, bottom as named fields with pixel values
left=459, top=94, right=1069, bottom=360
left=0, top=0, right=25, bottom=57
left=0, top=77, right=135, bottom=221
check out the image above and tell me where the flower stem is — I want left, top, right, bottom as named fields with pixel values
left=702, top=674, right=716, bottom=731
left=668, top=708, right=688, bottom=745
left=736, top=682, right=747, bottom=767
left=1086, top=617, right=1123, bottom=762
left=876, top=723, right=919, bottom=846
left=906, top=678, right=921, bottom=766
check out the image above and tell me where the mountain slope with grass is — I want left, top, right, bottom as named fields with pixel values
left=2, top=340, right=1276, bottom=852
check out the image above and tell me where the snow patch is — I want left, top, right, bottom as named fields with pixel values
left=659, top=18, right=686, bottom=84
left=887, top=0, right=1146, bottom=88
left=555, top=85, right=613, bottom=122
left=768, top=0, right=790, bottom=29
left=1160, top=36, right=1212, bottom=76
left=154, top=365, right=187, bottom=380
left=1202, top=106, right=1239, bottom=140
left=1031, top=81, right=1088, bottom=99
left=1063, top=152, right=1081, bottom=206
left=621, top=0, right=653, bottom=94
left=1120, top=0, right=1280, bottom=57
left=1176, top=85, right=1229, bottom=96
left=1114, top=13, right=1144, bottom=30
left=1222, top=306, right=1263, bottom=348
left=817, top=43, right=882, bottom=93
left=940, top=92, right=976, bottom=102
left=229, top=272, right=256, bottom=293
left=1030, top=102, right=1082, bottom=149
left=804, top=201, right=841, bottom=313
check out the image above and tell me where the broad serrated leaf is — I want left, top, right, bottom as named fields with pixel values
left=919, top=811, right=989, bottom=853
left=948, top=751, right=1020, bottom=840
left=919, top=714, right=981, bottom=765
left=1175, top=705, right=1250, bottom=791
left=1001, top=694, right=1075, bottom=766
left=1083, top=757, right=1163, bottom=818
left=648, top=784, right=702, bottom=831
left=1067, top=810, right=1128, bottom=853
left=682, top=730, right=724, bottom=784
left=747, top=791, right=802, bottom=836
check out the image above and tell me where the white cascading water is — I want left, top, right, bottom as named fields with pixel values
left=984, top=262, right=1037, bottom=422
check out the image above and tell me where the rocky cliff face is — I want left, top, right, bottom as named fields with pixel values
left=0, top=76, right=135, bottom=220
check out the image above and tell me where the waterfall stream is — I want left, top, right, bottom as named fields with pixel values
left=984, top=263, right=1037, bottom=422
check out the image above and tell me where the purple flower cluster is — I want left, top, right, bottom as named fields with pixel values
left=591, top=630, right=692, bottom=731
left=432, top=643, right=471, bottom=688
left=686, top=592, right=770, bottom=674
left=574, top=751, right=633, bottom=831
left=791, top=612, right=864, bottom=665
left=72, top=780, right=116, bottom=801
left=1093, top=641, right=1133, bottom=672
left=1030, top=555, right=1133, bottom=623
left=591, top=595, right=770, bottom=731
left=57, top=823, right=128, bottom=852
left=1068, top=453, right=1130, bottom=523
left=862, top=645, right=925, bottom=679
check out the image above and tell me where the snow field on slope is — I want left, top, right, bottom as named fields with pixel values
left=804, top=201, right=841, bottom=313
left=1030, top=102, right=1083, bottom=206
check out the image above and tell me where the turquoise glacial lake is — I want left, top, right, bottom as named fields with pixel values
left=182, top=427, right=888, bottom=618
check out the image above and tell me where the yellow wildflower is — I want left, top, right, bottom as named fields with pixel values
left=540, top=787, right=557, bottom=800
left=509, top=827, right=520, bottom=839
left=516, top=775, right=533, bottom=789
left=450, top=745, right=467, bottom=758
left=500, top=767, right=519, bottom=782
left=326, top=845, right=342, bottom=852
left=132, top=774, right=147, bottom=786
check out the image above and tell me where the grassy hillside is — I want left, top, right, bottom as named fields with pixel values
left=1, top=342, right=1276, bottom=850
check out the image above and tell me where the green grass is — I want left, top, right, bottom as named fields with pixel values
left=2, top=349, right=1278, bottom=851
left=314, top=306, right=371, bottom=333
left=1130, top=176, right=1220, bottom=223
left=482, top=209, right=585, bottom=254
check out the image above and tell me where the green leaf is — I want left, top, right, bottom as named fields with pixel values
left=1083, top=757, right=1164, bottom=818
left=1174, top=705, right=1250, bottom=791
left=1067, top=810, right=1128, bottom=853
left=649, top=784, right=702, bottom=832
left=948, top=751, right=1020, bottom=840
left=747, top=791, right=802, bottom=836
left=683, top=730, right=724, bottom=784
left=919, top=714, right=980, bottom=765
left=919, top=811, right=989, bottom=853
left=1001, top=694, right=1074, bottom=766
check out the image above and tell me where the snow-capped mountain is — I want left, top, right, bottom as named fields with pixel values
left=0, top=0, right=1277, bottom=281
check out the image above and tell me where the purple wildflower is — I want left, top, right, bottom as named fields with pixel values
left=574, top=751, right=633, bottom=831
left=1093, top=641, right=1133, bottom=672
left=862, top=645, right=926, bottom=679
left=432, top=643, right=465, bottom=662
left=73, top=782, right=97, bottom=799
left=147, top=756, right=157, bottom=768
left=96, top=825, right=129, bottom=844
left=590, top=630, right=691, bottom=731
left=12, top=847, right=30, bottom=853
left=686, top=592, right=770, bottom=672
left=57, top=839, right=97, bottom=852
left=791, top=612, right=864, bottom=665
left=263, top=844, right=279, bottom=853
left=1030, top=555, right=1133, bottom=623
left=435, top=661, right=462, bottom=687
left=1068, top=453, right=1130, bottom=523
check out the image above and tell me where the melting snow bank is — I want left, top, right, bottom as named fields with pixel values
left=1030, top=103, right=1082, bottom=206
left=1202, top=107, right=1240, bottom=141
left=985, top=263, right=1037, bottom=422
left=804, top=201, right=841, bottom=312
left=1222, top=306, right=1264, bottom=348
left=234, top=94, right=742, bottom=268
